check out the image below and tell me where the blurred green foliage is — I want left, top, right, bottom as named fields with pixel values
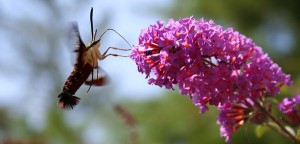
left=112, top=92, right=292, bottom=144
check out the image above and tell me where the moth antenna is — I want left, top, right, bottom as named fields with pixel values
left=94, top=29, right=98, bottom=41
left=90, top=7, right=94, bottom=41
left=99, top=28, right=132, bottom=49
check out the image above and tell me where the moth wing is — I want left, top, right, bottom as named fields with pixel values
left=68, top=22, right=86, bottom=67
left=85, top=66, right=108, bottom=86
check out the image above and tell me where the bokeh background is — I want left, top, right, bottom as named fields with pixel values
left=0, top=0, right=299, bottom=144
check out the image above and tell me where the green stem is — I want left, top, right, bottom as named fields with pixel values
left=253, top=100, right=299, bottom=144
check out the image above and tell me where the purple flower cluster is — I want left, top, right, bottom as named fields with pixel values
left=278, top=95, right=300, bottom=126
left=130, top=16, right=292, bottom=141
left=217, top=99, right=267, bottom=142
left=131, top=16, right=291, bottom=112
left=217, top=102, right=246, bottom=142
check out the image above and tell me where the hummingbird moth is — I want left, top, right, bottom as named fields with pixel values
left=58, top=7, right=131, bottom=109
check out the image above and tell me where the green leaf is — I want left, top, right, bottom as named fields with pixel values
left=255, top=125, right=270, bottom=138
left=296, top=126, right=300, bottom=141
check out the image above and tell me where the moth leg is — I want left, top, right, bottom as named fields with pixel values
left=86, top=61, right=95, bottom=93
left=102, top=53, right=128, bottom=60
left=101, top=47, right=130, bottom=58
